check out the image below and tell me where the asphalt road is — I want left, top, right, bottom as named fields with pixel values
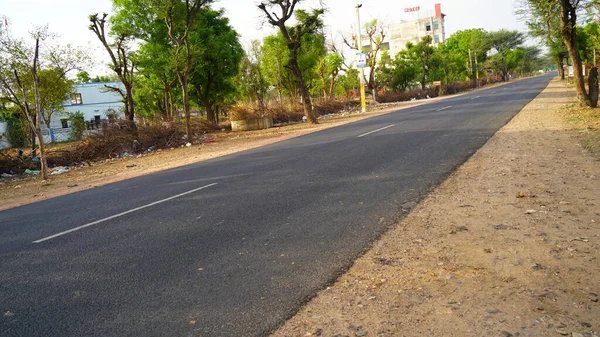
left=0, top=74, right=554, bottom=337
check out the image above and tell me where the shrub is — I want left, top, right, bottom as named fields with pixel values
left=6, top=116, right=27, bottom=148
left=67, top=111, right=86, bottom=140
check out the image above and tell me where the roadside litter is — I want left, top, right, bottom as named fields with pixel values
left=24, top=169, right=40, bottom=175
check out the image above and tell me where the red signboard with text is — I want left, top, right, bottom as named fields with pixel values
left=404, top=6, right=420, bottom=12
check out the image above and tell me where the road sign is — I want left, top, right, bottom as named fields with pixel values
left=356, top=52, right=367, bottom=68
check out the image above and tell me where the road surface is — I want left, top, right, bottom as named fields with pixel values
left=0, top=74, right=554, bottom=336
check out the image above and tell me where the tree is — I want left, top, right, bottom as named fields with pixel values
left=317, top=52, right=344, bottom=100
left=344, top=19, right=386, bottom=101
left=518, top=0, right=568, bottom=79
left=0, top=27, right=52, bottom=179
left=89, top=13, right=137, bottom=123
left=258, top=0, right=325, bottom=124
left=189, top=8, right=243, bottom=124
left=486, top=29, right=525, bottom=80
left=160, top=0, right=212, bottom=140
left=238, top=40, right=268, bottom=112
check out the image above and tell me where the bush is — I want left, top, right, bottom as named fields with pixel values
left=6, top=116, right=27, bottom=148
left=67, top=111, right=86, bottom=140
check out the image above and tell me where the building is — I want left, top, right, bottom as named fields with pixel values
left=387, top=3, right=446, bottom=56
left=41, top=81, right=125, bottom=143
left=361, top=3, right=447, bottom=58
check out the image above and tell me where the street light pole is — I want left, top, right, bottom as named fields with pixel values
left=356, top=4, right=366, bottom=113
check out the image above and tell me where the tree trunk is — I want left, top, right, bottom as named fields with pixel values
left=589, top=67, right=599, bottom=108
left=289, top=52, right=317, bottom=124
left=181, top=77, right=192, bottom=141
left=559, top=0, right=591, bottom=106
left=329, top=74, right=337, bottom=101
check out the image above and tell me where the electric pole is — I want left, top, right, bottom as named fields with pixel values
left=356, top=4, right=366, bottom=113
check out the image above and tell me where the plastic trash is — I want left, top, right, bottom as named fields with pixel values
left=203, top=139, right=215, bottom=144
left=24, top=169, right=40, bottom=175
left=50, top=168, right=69, bottom=175
left=32, top=156, right=40, bottom=162
left=302, top=116, right=307, bottom=122
left=186, top=142, right=192, bottom=147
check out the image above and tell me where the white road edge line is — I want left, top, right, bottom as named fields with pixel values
left=471, top=96, right=481, bottom=100
left=33, top=183, right=219, bottom=244
left=436, top=106, right=452, bottom=112
left=357, top=124, right=396, bottom=138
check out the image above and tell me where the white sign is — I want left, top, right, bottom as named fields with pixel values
left=568, top=65, right=574, bottom=78
left=356, top=52, right=367, bottom=68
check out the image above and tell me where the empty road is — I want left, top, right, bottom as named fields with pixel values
left=0, top=74, right=553, bottom=336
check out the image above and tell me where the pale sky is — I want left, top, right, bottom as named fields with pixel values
left=0, top=0, right=528, bottom=75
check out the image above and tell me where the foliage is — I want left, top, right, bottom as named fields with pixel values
left=189, top=8, right=243, bottom=124
left=67, top=111, right=86, bottom=140
left=258, top=0, right=326, bottom=123
left=5, top=115, right=27, bottom=148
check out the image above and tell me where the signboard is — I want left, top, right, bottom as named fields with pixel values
left=432, top=81, right=442, bottom=87
left=568, top=65, right=574, bottom=78
left=356, top=52, right=367, bottom=68
left=404, top=6, right=420, bottom=12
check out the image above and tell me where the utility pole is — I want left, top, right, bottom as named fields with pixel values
left=474, top=51, right=479, bottom=87
left=356, top=4, right=366, bottom=113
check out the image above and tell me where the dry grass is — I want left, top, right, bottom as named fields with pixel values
left=562, top=102, right=600, bottom=158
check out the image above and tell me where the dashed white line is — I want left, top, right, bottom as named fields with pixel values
left=357, top=124, right=396, bottom=138
left=471, top=96, right=481, bottom=100
left=33, top=183, right=219, bottom=243
left=436, top=106, right=452, bottom=112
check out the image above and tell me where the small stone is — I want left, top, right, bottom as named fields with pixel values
left=67, top=184, right=78, bottom=188
left=525, top=209, right=537, bottom=214
left=572, top=333, right=584, bottom=337
left=581, top=322, right=591, bottom=328
left=3, top=311, right=14, bottom=317
left=555, top=330, right=568, bottom=336
left=355, top=331, right=367, bottom=337
left=500, top=331, right=513, bottom=337
left=14, top=185, right=21, bottom=189
left=484, top=248, right=492, bottom=253
left=486, top=309, right=501, bottom=314
left=589, top=295, right=598, bottom=302
left=494, top=224, right=507, bottom=230
left=517, top=191, right=526, bottom=198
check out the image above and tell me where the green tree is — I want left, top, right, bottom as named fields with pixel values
left=258, top=0, right=325, bottom=124
left=237, top=40, right=268, bottom=112
left=189, top=8, right=243, bottom=124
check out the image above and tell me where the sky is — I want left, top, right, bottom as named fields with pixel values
left=0, top=0, right=530, bottom=75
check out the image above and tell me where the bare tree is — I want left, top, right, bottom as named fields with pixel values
left=258, top=0, right=325, bottom=124
left=0, top=27, right=50, bottom=179
left=89, top=13, right=137, bottom=123
left=344, top=19, right=386, bottom=102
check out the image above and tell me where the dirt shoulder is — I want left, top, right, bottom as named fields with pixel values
left=273, top=78, right=600, bottom=337
left=0, top=80, right=513, bottom=211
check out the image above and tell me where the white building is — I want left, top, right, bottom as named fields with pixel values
left=42, top=81, right=125, bottom=143
left=387, top=3, right=447, bottom=56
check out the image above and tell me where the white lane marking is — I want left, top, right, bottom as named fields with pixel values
left=357, top=124, right=396, bottom=138
left=491, top=91, right=497, bottom=93
left=33, top=183, right=219, bottom=243
left=436, top=106, right=452, bottom=112
left=471, top=96, right=481, bottom=100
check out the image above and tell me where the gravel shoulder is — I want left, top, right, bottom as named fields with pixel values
left=273, top=77, right=600, bottom=337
